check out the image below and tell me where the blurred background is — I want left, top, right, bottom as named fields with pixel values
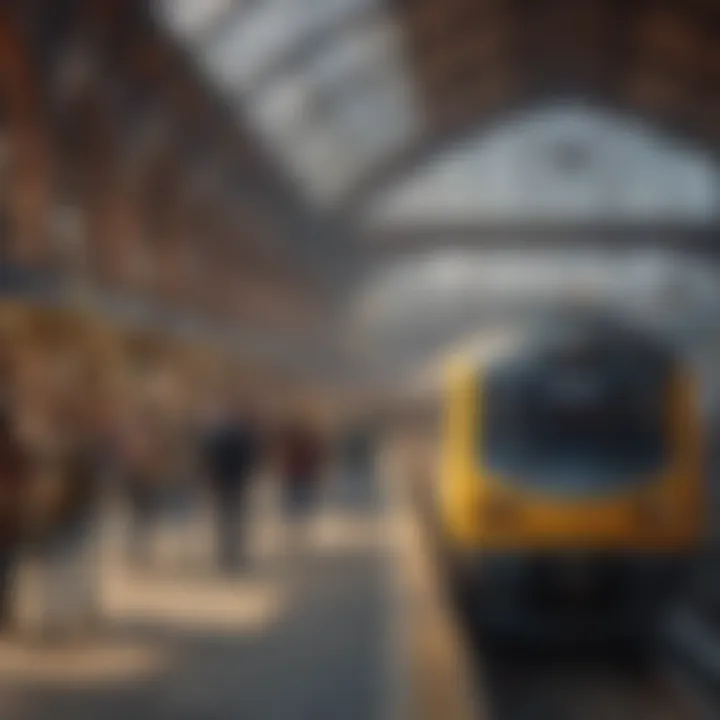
left=0, top=1, right=718, bottom=718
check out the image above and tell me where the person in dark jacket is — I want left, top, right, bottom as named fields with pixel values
left=203, top=408, right=259, bottom=572
left=0, top=407, right=29, bottom=629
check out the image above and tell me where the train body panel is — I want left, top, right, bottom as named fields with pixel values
left=434, top=318, right=707, bottom=639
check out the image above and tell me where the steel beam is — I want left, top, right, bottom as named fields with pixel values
left=360, top=221, right=720, bottom=267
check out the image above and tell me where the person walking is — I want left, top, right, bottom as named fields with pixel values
left=277, top=420, right=326, bottom=526
left=0, top=407, right=29, bottom=630
left=203, top=406, right=259, bottom=573
left=340, top=422, right=377, bottom=505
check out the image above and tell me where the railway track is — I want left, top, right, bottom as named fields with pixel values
left=478, top=653, right=711, bottom=720
left=403, top=472, right=720, bottom=720
left=438, top=548, right=720, bottom=719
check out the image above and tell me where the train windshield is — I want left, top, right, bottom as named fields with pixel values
left=481, top=341, right=671, bottom=494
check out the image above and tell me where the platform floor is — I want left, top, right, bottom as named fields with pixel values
left=0, top=478, right=394, bottom=720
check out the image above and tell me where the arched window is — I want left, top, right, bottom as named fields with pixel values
left=370, top=104, right=718, bottom=225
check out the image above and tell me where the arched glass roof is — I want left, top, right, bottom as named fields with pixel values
left=157, top=2, right=720, bottom=383
left=368, top=104, right=719, bottom=226
left=159, top=1, right=720, bottom=217
left=158, top=0, right=421, bottom=206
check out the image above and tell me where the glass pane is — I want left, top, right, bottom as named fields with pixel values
left=482, top=341, right=670, bottom=493
left=158, top=0, right=236, bottom=39
left=161, top=0, right=418, bottom=205
left=204, top=0, right=375, bottom=90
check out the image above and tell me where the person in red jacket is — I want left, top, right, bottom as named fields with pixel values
left=0, top=406, right=29, bottom=629
left=277, top=420, right=326, bottom=522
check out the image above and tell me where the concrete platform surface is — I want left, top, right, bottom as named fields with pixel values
left=0, top=499, right=393, bottom=720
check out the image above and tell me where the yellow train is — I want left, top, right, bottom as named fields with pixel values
left=432, top=315, right=706, bottom=643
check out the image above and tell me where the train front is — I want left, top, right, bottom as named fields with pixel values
left=439, top=318, right=706, bottom=643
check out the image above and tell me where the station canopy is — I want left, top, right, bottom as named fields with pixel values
left=158, top=0, right=720, bottom=380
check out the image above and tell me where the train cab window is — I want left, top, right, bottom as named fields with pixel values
left=480, top=342, right=671, bottom=495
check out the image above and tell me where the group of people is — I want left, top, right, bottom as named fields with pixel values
left=0, top=387, right=330, bottom=636
left=193, top=405, right=328, bottom=572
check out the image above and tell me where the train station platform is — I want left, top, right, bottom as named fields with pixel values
left=0, top=451, right=483, bottom=720
left=0, top=479, right=398, bottom=720
left=3, top=463, right=716, bottom=720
